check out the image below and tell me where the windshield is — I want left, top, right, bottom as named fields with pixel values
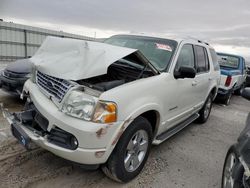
left=218, top=54, right=239, bottom=69
left=104, top=35, right=178, bottom=71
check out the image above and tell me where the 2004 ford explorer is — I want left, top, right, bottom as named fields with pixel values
left=2, top=35, right=220, bottom=182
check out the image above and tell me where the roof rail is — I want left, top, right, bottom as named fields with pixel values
left=184, top=36, right=210, bottom=46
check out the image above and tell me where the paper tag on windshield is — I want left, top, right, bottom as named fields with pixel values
left=155, top=43, right=172, bottom=52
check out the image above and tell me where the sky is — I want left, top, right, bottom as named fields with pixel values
left=0, top=0, right=250, bottom=63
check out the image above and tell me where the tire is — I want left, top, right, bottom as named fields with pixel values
left=223, top=91, right=232, bottom=106
left=101, top=116, right=153, bottom=183
left=235, top=84, right=245, bottom=95
left=197, top=94, right=213, bottom=123
left=221, top=145, right=244, bottom=188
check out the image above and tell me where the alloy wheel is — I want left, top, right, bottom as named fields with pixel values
left=124, top=130, right=149, bottom=172
left=223, top=153, right=236, bottom=188
left=204, top=97, right=212, bottom=119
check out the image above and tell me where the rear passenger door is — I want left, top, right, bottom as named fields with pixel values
left=193, top=45, right=210, bottom=108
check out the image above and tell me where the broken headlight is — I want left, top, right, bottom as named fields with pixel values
left=92, top=101, right=117, bottom=123
left=62, top=90, right=96, bottom=121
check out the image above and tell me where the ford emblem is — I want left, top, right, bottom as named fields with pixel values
left=46, top=81, right=55, bottom=89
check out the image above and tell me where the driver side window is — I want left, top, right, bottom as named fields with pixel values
left=175, top=44, right=195, bottom=71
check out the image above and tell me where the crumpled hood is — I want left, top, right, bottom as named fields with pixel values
left=30, top=37, right=138, bottom=80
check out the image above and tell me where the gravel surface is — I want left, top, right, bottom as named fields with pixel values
left=0, top=90, right=249, bottom=188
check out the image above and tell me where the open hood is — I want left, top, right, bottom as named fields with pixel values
left=30, top=37, right=158, bottom=81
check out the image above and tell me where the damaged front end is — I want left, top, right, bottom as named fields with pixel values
left=0, top=101, right=78, bottom=151
left=31, top=36, right=158, bottom=94
left=1, top=103, right=34, bottom=150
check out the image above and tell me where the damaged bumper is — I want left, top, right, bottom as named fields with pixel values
left=1, top=80, right=126, bottom=165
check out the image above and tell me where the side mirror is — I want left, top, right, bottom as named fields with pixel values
left=242, top=88, right=250, bottom=101
left=174, top=66, right=196, bottom=79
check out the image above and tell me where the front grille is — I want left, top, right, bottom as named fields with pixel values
left=37, top=71, right=73, bottom=102
left=3, top=70, right=27, bottom=79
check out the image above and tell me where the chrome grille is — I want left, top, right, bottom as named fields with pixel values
left=37, top=71, right=73, bottom=102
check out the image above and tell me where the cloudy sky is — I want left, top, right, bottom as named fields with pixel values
left=1, top=0, right=250, bottom=62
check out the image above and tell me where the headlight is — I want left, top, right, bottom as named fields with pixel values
left=62, top=90, right=117, bottom=123
left=92, top=101, right=117, bottom=123
left=62, top=90, right=96, bottom=121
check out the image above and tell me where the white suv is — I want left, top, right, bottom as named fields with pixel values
left=3, top=35, right=220, bottom=182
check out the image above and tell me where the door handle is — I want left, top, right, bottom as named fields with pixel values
left=192, top=81, right=198, bottom=86
left=208, top=77, right=213, bottom=81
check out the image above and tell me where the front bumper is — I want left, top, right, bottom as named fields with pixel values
left=0, top=74, right=27, bottom=95
left=2, top=80, right=127, bottom=165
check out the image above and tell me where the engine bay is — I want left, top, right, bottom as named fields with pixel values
left=78, top=55, right=156, bottom=92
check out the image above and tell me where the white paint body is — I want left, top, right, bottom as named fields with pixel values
left=21, top=37, right=220, bottom=165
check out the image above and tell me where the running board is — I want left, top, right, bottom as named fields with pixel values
left=153, top=113, right=199, bottom=145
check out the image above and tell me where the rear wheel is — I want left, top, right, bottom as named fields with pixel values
left=102, top=116, right=153, bottom=183
left=197, top=94, right=213, bottom=123
left=222, top=91, right=232, bottom=106
left=235, top=84, right=245, bottom=95
left=222, top=146, right=244, bottom=188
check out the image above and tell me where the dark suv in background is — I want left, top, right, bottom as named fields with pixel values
left=0, top=59, right=32, bottom=95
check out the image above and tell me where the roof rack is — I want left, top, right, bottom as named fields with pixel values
left=184, top=36, right=210, bottom=46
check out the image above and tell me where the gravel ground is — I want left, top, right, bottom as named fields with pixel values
left=0, top=90, right=249, bottom=188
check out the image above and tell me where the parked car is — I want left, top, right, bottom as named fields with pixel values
left=2, top=35, right=220, bottom=182
left=216, top=53, right=247, bottom=105
left=221, top=88, right=250, bottom=188
left=246, top=66, right=250, bottom=87
left=0, top=59, right=32, bottom=95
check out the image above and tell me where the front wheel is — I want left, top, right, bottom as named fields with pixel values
left=102, top=116, right=153, bottom=183
left=221, top=146, right=244, bottom=188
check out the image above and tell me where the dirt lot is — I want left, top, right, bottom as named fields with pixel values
left=0, top=90, right=249, bottom=188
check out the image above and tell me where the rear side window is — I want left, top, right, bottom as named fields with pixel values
left=175, top=44, right=195, bottom=71
left=195, top=46, right=210, bottom=73
left=209, top=49, right=220, bottom=71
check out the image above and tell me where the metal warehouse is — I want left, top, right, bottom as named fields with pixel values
left=0, top=20, right=94, bottom=64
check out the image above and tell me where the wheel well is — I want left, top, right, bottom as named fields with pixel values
left=140, top=110, right=159, bottom=136
left=210, top=87, right=217, bottom=99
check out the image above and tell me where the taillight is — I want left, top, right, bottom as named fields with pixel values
left=225, top=76, right=232, bottom=87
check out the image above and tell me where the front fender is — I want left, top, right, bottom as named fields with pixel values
left=126, top=103, right=162, bottom=123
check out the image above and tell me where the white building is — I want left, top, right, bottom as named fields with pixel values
left=0, top=20, right=94, bottom=64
